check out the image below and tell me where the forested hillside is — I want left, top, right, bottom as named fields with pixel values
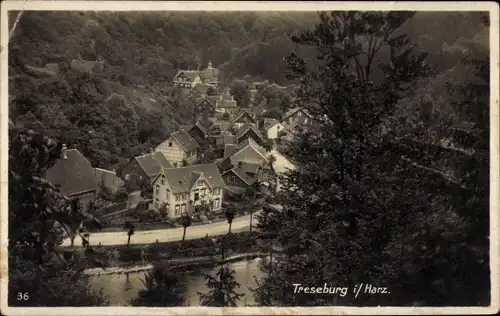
left=7, top=11, right=487, bottom=170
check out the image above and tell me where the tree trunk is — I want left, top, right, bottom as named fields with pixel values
left=182, top=227, right=187, bottom=242
left=228, top=222, right=232, bottom=234
left=249, top=210, right=253, bottom=233
left=70, top=236, right=75, bottom=247
left=127, top=234, right=131, bottom=246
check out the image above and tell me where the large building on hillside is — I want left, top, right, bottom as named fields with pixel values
left=150, top=163, right=225, bottom=218
left=173, top=61, right=223, bottom=89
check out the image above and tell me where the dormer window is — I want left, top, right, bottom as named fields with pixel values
left=168, top=141, right=173, bottom=147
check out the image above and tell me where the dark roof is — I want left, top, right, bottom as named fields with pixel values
left=236, top=123, right=264, bottom=141
left=233, top=138, right=268, bottom=161
left=160, top=163, right=225, bottom=194
left=223, top=167, right=257, bottom=186
left=231, top=110, right=255, bottom=125
left=174, top=70, right=200, bottom=82
left=188, top=121, right=208, bottom=136
left=46, top=149, right=98, bottom=197
left=252, top=99, right=268, bottom=116
left=171, top=131, right=200, bottom=152
left=240, top=162, right=260, bottom=174
left=283, top=107, right=311, bottom=119
left=224, top=144, right=239, bottom=159
left=196, top=96, right=218, bottom=108
left=136, top=152, right=173, bottom=178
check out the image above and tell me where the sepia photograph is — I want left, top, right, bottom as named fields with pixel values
left=0, top=1, right=499, bottom=315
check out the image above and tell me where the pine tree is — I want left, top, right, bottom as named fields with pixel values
left=255, top=11, right=432, bottom=306
left=198, top=236, right=244, bottom=306
left=131, top=265, right=187, bottom=306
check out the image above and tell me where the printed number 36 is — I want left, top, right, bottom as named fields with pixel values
left=17, top=292, right=29, bottom=300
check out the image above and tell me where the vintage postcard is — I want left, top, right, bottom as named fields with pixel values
left=0, top=1, right=499, bottom=315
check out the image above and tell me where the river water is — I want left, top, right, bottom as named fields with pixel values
left=88, top=258, right=266, bottom=306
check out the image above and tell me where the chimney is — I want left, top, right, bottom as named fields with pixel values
left=231, top=95, right=234, bottom=101
left=238, top=161, right=243, bottom=168
left=61, top=144, right=67, bottom=159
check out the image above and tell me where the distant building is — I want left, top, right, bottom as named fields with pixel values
left=262, top=118, right=284, bottom=139
left=151, top=163, right=226, bottom=218
left=173, top=61, right=223, bottom=89
left=173, top=70, right=202, bottom=89
left=235, top=123, right=265, bottom=146
left=282, top=107, right=313, bottom=126
left=120, top=151, right=173, bottom=186
left=46, top=146, right=99, bottom=210
left=218, top=139, right=274, bottom=195
left=231, top=110, right=257, bottom=131
left=155, top=130, right=200, bottom=167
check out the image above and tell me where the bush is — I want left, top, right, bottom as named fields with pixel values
left=119, top=247, right=143, bottom=262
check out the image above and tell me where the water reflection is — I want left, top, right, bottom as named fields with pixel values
left=88, top=258, right=266, bottom=306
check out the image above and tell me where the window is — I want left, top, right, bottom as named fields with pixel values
left=215, top=198, right=220, bottom=208
left=124, top=174, right=130, bottom=181
left=194, top=192, right=199, bottom=201
left=173, top=162, right=178, bottom=168
left=169, top=141, right=173, bottom=147
left=197, top=180, right=203, bottom=186
left=304, top=118, right=308, bottom=124
left=214, top=188, right=221, bottom=195
left=181, top=204, right=186, bottom=213
left=201, top=188, right=206, bottom=197
left=165, top=204, right=169, bottom=212
left=156, top=184, right=160, bottom=192
left=175, top=194, right=180, bottom=202
left=155, top=198, right=159, bottom=209
left=175, top=205, right=180, bottom=215
left=161, top=175, right=165, bottom=185
left=166, top=189, right=170, bottom=199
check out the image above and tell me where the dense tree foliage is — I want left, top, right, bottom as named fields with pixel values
left=254, top=11, right=490, bottom=307
left=130, top=265, right=187, bottom=306
left=9, top=127, right=108, bottom=306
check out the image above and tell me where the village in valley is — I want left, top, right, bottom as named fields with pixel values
left=50, top=61, right=310, bottom=246
left=7, top=8, right=491, bottom=309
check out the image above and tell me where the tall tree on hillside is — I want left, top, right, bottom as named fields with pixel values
left=181, top=214, right=192, bottom=242
left=254, top=11, right=433, bottom=306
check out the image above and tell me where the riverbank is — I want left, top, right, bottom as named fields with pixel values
left=79, top=231, right=265, bottom=270
left=83, top=251, right=266, bottom=276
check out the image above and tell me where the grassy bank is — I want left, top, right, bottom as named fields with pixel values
left=81, top=231, right=262, bottom=270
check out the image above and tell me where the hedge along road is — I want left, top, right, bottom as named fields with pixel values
left=62, top=213, right=259, bottom=247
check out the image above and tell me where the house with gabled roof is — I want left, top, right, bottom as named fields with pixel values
left=151, top=163, right=226, bottom=218
left=282, top=107, right=313, bottom=126
left=155, top=130, right=200, bottom=167
left=262, top=118, right=285, bottom=139
left=173, top=70, right=202, bottom=88
left=231, top=110, right=257, bottom=130
left=236, top=123, right=265, bottom=146
left=218, top=139, right=274, bottom=195
left=46, top=146, right=99, bottom=210
left=120, top=151, right=173, bottom=187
